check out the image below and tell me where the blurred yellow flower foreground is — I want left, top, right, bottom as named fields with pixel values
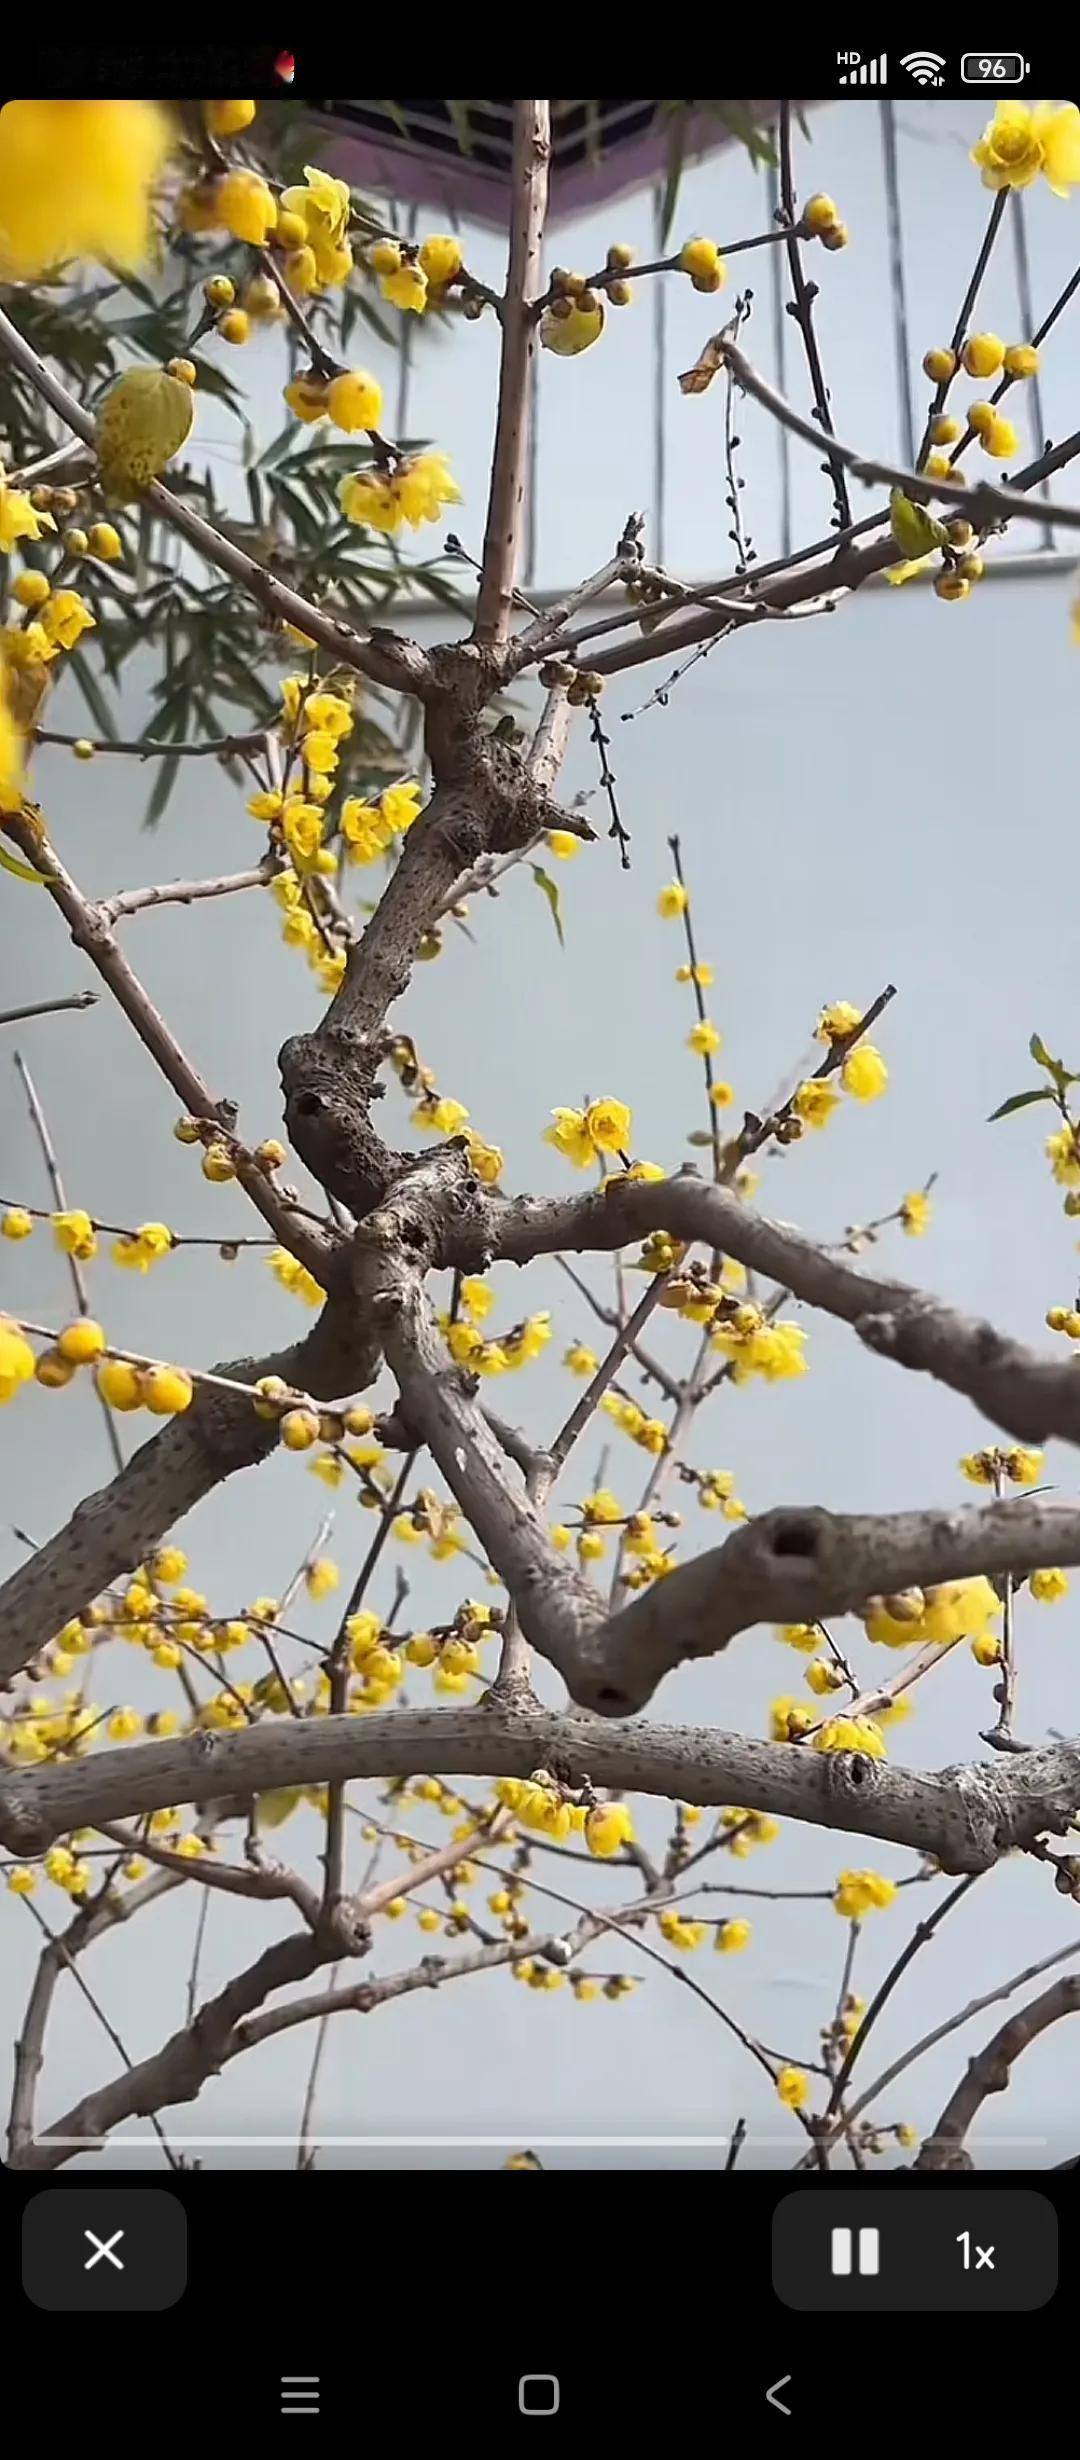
left=0, top=99, right=172, bottom=278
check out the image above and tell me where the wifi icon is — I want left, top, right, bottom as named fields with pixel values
left=901, top=49, right=946, bottom=84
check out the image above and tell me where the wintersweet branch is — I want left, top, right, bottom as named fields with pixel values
left=3, top=1702, right=1080, bottom=1877
left=916, top=1976, right=1080, bottom=2168
left=481, top=1171, right=1080, bottom=1451
left=0, top=809, right=334, bottom=1275
left=0, top=299, right=431, bottom=700
left=473, top=100, right=551, bottom=649
left=0, top=991, right=97, bottom=1028
left=696, top=333, right=1080, bottom=536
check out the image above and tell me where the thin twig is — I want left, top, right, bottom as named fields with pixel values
left=778, top=101, right=851, bottom=529
left=0, top=991, right=97, bottom=1029
left=13, top=1049, right=125, bottom=1475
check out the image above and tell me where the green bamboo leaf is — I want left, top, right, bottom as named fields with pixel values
left=987, top=1086, right=1056, bottom=1122
left=531, top=864, right=564, bottom=947
left=142, top=752, right=182, bottom=830
left=66, top=648, right=118, bottom=741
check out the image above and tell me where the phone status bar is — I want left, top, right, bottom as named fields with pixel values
left=833, top=50, right=1032, bottom=93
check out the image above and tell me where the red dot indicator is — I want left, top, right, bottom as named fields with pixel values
left=274, top=51, right=295, bottom=84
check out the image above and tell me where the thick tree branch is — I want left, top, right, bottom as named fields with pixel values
left=473, top=101, right=551, bottom=649
left=4, top=1701, right=1080, bottom=1878
left=0, top=1299, right=380, bottom=1689
left=482, top=1172, right=1080, bottom=1453
left=14, top=1930, right=325, bottom=2170
left=915, top=1976, right=1080, bottom=2169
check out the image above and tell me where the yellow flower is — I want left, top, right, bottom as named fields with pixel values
left=777, top=1623, right=819, bottom=1652
left=980, top=414, right=1020, bottom=460
left=545, top=1106, right=596, bottom=1168
left=40, top=589, right=95, bottom=651
left=1046, top=1128, right=1080, bottom=1187
left=540, top=295, right=605, bottom=354
left=546, top=829, right=581, bottom=858
left=832, top=1869, right=898, bottom=1919
left=563, top=1341, right=599, bottom=1377
left=584, top=1802, right=635, bottom=1858
left=140, top=1365, right=193, bottom=1415
left=679, top=235, right=726, bottom=291
left=657, top=880, right=689, bottom=918
left=1030, top=1566, right=1068, bottom=1602
left=205, top=98, right=256, bottom=136
left=339, top=453, right=460, bottom=535
left=714, top=1919, right=751, bottom=1952
left=794, top=1079, right=841, bottom=1129
left=687, top=1020, right=721, bottom=1057
left=378, top=254, right=429, bottom=313
left=0, top=99, right=172, bottom=277
left=961, top=332, right=1005, bottom=379
left=306, top=1556, right=340, bottom=1600
left=460, top=1277, right=494, bottom=1324
left=841, top=1044, right=888, bottom=1100
left=6, top=1864, right=36, bottom=1895
left=901, top=1189, right=932, bottom=1236
left=1004, top=343, right=1041, bottom=379
left=1007, top=1446, right=1044, bottom=1485
left=816, top=1001, right=864, bottom=1042
left=0, top=1315, right=35, bottom=1403
left=284, top=373, right=331, bottom=425
left=326, top=370, right=384, bottom=434
left=972, top=100, right=1080, bottom=196
left=111, top=1220, right=173, bottom=1272
left=213, top=168, right=277, bottom=244
left=469, top=1135, right=504, bottom=1184
left=583, top=1096, right=632, bottom=1154
left=412, top=1094, right=470, bottom=1136
left=1, top=1206, right=33, bottom=1240
left=775, top=2065, right=810, bottom=2110
left=52, top=1207, right=97, bottom=1260
left=0, top=467, right=55, bottom=554
left=812, top=1715, right=887, bottom=1760
left=281, top=167, right=353, bottom=285
left=380, top=781, right=423, bottom=835
left=282, top=800, right=324, bottom=871
left=419, top=233, right=463, bottom=286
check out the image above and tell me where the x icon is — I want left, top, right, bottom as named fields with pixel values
left=83, top=2229, right=125, bottom=2272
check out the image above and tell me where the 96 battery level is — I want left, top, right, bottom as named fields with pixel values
left=961, top=54, right=1030, bottom=82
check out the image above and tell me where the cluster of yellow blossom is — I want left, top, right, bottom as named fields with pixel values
left=716, top=1805, right=782, bottom=1857
left=494, top=1773, right=635, bottom=1857
left=1047, top=1304, right=1080, bottom=1340
left=545, top=1096, right=633, bottom=1168
left=960, top=1445, right=1043, bottom=1488
left=860, top=1574, right=1002, bottom=1650
left=771, top=1696, right=888, bottom=1758
left=599, top=1392, right=671, bottom=1456
left=339, top=779, right=422, bottom=865
left=833, top=1869, right=898, bottom=1919
left=365, top=231, right=464, bottom=314
left=900, top=1189, right=932, bottom=1236
left=659, top=1910, right=709, bottom=1951
left=711, top=1303, right=808, bottom=1385
left=339, top=453, right=461, bottom=536
left=444, top=1308, right=552, bottom=1378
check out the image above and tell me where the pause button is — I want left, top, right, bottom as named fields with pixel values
left=831, top=2227, right=879, bottom=2276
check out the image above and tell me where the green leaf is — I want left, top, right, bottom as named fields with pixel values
left=1028, top=1032, right=1077, bottom=1096
left=530, top=864, right=564, bottom=947
left=142, top=752, right=182, bottom=830
left=987, top=1086, right=1056, bottom=1122
left=66, top=649, right=118, bottom=741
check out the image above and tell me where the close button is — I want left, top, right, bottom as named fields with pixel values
left=22, top=2188, right=187, bottom=2313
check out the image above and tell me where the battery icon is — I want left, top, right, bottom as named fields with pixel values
left=961, top=53, right=1029, bottom=82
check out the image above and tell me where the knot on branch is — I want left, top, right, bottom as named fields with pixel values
left=279, top=1027, right=408, bottom=1218
left=820, top=1749, right=889, bottom=1807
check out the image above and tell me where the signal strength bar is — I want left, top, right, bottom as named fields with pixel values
left=837, top=52, right=888, bottom=83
